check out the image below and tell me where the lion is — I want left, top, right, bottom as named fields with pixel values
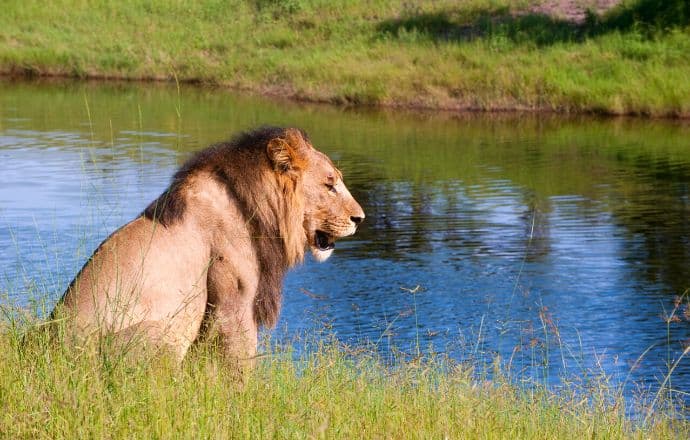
left=52, top=126, right=364, bottom=366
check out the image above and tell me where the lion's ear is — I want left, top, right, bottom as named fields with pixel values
left=267, top=138, right=297, bottom=172
left=284, top=128, right=310, bottom=151
left=268, top=129, right=310, bottom=173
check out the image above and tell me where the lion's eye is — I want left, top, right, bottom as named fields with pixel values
left=325, top=183, right=337, bottom=194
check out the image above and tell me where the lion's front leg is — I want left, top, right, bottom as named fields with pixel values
left=205, top=260, right=259, bottom=374
left=209, top=298, right=258, bottom=372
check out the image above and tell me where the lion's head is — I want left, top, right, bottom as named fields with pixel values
left=266, top=128, right=364, bottom=263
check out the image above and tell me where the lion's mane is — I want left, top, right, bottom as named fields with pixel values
left=142, top=126, right=308, bottom=327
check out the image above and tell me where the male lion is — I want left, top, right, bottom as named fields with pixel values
left=52, top=126, right=364, bottom=365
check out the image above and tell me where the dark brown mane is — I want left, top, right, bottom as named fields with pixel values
left=143, top=125, right=308, bottom=327
left=143, top=125, right=288, bottom=226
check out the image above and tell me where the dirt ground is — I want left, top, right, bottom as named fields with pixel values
left=529, top=0, right=622, bottom=23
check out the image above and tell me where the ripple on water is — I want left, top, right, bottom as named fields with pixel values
left=2, top=82, right=690, bottom=406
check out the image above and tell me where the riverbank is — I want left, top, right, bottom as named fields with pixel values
left=1, top=0, right=689, bottom=117
left=0, top=316, right=687, bottom=439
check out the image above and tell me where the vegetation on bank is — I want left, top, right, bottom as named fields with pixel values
left=1, top=0, right=689, bottom=117
left=0, top=313, right=688, bottom=439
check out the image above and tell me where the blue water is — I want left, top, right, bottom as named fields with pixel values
left=1, top=81, right=689, bottom=408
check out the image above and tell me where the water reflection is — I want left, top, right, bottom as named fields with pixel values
left=1, top=80, right=690, bottom=405
left=612, top=154, right=690, bottom=294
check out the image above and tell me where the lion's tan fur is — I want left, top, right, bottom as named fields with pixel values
left=53, top=127, right=364, bottom=365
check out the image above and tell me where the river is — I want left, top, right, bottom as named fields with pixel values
left=1, top=80, right=689, bottom=404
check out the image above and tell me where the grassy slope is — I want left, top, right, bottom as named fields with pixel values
left=0, top=320, right=687, bottom=439
left=0, top=0, right=689, bottom=117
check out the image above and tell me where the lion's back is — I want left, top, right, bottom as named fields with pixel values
left=60, top=216, right=211, bottom=335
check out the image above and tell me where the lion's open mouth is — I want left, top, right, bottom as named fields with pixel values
left=314, top=230, right=335, bottom=251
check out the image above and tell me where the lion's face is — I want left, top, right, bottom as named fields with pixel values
left=267, top=128, right=364, bottom=262
left=301, top=147, right=364, bottom=262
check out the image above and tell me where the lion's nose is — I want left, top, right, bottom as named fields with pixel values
left=350, top=215, right=364, bottom=225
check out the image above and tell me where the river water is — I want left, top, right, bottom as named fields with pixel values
left=1, top=80, right=689, bottom=403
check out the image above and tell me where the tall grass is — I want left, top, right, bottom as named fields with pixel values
left=0, top=0, right=689, bottom=116
left=0, top=303, right=688, bottom=438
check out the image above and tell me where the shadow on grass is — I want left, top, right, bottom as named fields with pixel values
left=377, top=0, right=690, bottom=46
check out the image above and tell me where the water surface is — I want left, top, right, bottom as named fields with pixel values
left=2, top=80, right=690, bottom=404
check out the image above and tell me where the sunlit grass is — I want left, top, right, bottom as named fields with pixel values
left=0, top=300, right=688, bottom=438
left=0, top=0, right=688, bottom=116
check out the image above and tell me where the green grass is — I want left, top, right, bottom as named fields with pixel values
left=0, top=0, right=689, bottom=117
left=0, top=307, right=688, bottom=439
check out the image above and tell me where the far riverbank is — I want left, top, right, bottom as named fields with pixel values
left=1, top=1, right=689, bottom=117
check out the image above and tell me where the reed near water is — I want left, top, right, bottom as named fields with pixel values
left=0, top=302, right=688, bottom=439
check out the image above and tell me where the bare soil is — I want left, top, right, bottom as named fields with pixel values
left=529, top=0, right=622, bottom=23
